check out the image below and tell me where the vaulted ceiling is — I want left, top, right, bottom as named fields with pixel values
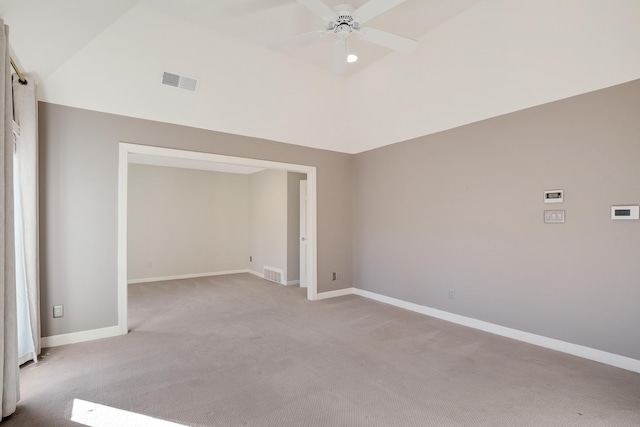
left=3, top=0, right=481, bottom=79
left=2, top=0, right=640, bottom=153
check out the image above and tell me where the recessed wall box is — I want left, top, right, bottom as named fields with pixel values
left=611, top=205, right=639, bottom=220
left=544, top=190, right=563, bottom=203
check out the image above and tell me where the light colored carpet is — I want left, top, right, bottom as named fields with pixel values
left=4, top=273, right=640, bottom=426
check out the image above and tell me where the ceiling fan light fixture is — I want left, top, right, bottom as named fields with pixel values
left=283, top=0, right=418, bottom=73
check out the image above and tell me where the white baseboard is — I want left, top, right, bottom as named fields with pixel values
left=42, top=325, right=124, bottom=348
left=352, top=288, right=640, bottom=373
left=41, top=283, right=640, bottom=373
left=286, top=280, right=300, bottom=286
left=128, top=269, right=249, bottom=284
left=316, top=287, right=355, bottom=300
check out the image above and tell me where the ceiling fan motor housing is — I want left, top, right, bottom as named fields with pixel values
left=335, top=23, right=351, bottom=38
left=330, top=4, right=357, bottom=38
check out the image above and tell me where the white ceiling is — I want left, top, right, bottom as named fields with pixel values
left=135, top=0, right=481, bottom=76
left=1, top=0, right=138, bottom=80
left=2, top=0, right=640, bottom=154
left=3, top=0, right=480, bottom=79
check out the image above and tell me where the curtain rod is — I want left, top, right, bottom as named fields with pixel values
left=10, top=57, right=27, bottom=85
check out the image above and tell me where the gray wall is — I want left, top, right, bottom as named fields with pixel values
left=39, top=103, right=353, bottom=337
left=353, top=80, right=640, bottom=359
left=248, top=169, right=288, bottom=280
left=39, top=80, right=639, bottom=360
left=127, top=164, right=250, bottom=280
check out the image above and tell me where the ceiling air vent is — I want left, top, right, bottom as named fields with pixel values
left=161, top=71, right=198, bottom=92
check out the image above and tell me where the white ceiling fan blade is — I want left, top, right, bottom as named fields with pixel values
left=358, top=27, right=417, bottom=53
left=332, top=39, right=347, bottom=74
left=270, top=30, right=328, bottom=49
left=296, top=0, right=337, bottom=21
left=353, top=0, right=407, bottom=25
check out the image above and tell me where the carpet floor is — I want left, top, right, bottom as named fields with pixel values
left=3, top=273, right=640, bottom=426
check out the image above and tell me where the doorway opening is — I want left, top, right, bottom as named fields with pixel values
left=117, top=143, right=318, bottom=335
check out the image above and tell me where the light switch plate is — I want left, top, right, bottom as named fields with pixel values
left=544, top=210, right=565, bottom=223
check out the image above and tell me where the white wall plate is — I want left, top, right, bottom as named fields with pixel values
left=544, top=190, right=563, bottom=203
left=544, top=210, right=565, bottom=223
left=611, top=205, right=639, bottom=220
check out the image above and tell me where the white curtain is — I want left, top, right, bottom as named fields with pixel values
left=1, top=19, right=19, bottom=420
left=13, top=74, right=39, bottom=366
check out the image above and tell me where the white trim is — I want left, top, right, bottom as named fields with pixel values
left=42, top=325, right=122, bottom=348
left=286, top=280, right=300, bottom=286
left=127, top=270, right=249, bottom=284
left=117, top=144, right=128, bottom=336
left=352, top=288, right=640, bottom=373
left=118, top=143, right=318, bottom=335
left=304, top=170, right=318, bottom=300
left=316, top=287, right=355, bottom=300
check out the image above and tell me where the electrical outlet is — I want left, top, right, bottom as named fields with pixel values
left=332, top=272, right=337, bottom=281
left=53, top=305, right=64, bottom=318
left=448, top=290, right=455, bottom=300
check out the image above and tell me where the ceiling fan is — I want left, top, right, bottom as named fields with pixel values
left=273, top=0, right=418, bottom=74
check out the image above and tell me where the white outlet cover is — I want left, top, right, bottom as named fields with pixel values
left=53, top=305, right=64, bottom=318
